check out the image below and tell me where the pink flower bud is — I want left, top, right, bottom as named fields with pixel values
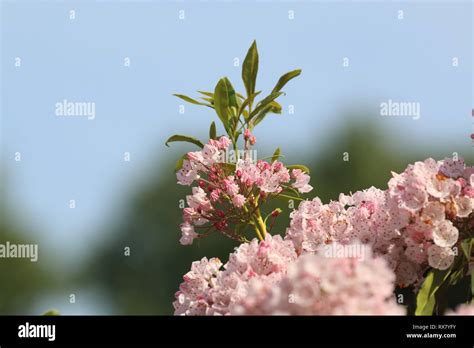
left=244, top=128, right=252, bottom=140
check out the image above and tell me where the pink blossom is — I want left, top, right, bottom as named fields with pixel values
left=285, top=157, right=473, bottom=287
left=427, top=245, right=455, bottom=270
left=186, top=187, right=212, bottom=212
left=177, top=160, right=199, bottom=186
left=232, top=194, right=246, bottom=208
left=180, top=222, right=198, bottom=245
left=291, top=169, right=313, bottom=193
left=174, top=235, right=297, bottom=315
left=223, top=176, right=239, bottom=197
left=233, top=244, right=404, bottom=315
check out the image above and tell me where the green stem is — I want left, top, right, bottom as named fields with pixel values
left=253, top=209, right=267, bottom=240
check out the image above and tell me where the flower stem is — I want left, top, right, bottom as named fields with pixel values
left=253, top=209, right=267, bottom=240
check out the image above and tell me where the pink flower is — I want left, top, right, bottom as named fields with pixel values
left=187, top=187, right=212, bottom=212
left=223, top=176, right=239, bottom=197
left=183, top=207, right=207, bottom=226
left=244, top=128, right=252, bottom=140
left=454, top=196, right=472, bottom=217
left=209, top=188, right=221, bottom=202
left=180, top=222, right=198, bottom=245
left=218, top=136, right=231, bottom=150
left=177, top=160, right=199, bottom=186
left=187, top=151, right=204, bottom=163
left=432, top=220, right=458, bottom=248
left=233, top=245, right=404, bottom=315
left=236, top=159, right=260, bottom=186
left=232, top=194, right=246, bottom=208
left=291, top=169, right=313, bottom=193
left=202, top=144, right=221, bottom=166
left=427, top=245, right=455, bottom=270
left=174, top=235, right=297, bottom=315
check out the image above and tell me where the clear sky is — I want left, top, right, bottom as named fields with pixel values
left=1, top=0, right=472, bottom=268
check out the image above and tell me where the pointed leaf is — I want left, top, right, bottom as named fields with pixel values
left=461, top=238, right=473, bottom=261
left=173, top=94, right=211, bottom=107
left=252, top=105, right=273, bottom=127
left=242, top=40, right=259, bottom=98
left=209, top=122, right=217, bottom=140
left=272, top=147, right=281, bottom=162
left=269, top=101, right=282, bottom=114
left=287, top=164, right=310, bottom=174
left=200, top=97, right=214, bottom=103
left=415, top=269, right=451, bottom=315
left=165, top=134, right=204, bottom=148
left=271, top=69, right=302, bottom=94
left=223, top=78, right=238, bottom=108
left=238, top=91, right=261, bottom=117
left=197, top=91, right=214, bottom=97
left=214, top=78, right=238, bottom=132
left=249, top=92, right=283, bottom=120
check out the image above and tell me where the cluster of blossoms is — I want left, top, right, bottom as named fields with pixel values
left=173, top=235, right=297, bottom=315
left=285, top=157, right=474, bottom=287
left=176, top=134, right=312, bottom=245
left=174, top=235, right=403, bottom=315
left=170, top=43, right=472, bottom=316
left=234, top=245, right=404, bottom=315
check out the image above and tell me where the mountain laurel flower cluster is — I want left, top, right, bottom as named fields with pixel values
left=168, top=41, right=473, bottom=316
left=177, top=135, right=312, bottom=245
left=233, top=245, right=404, bottom=315
left=173, top=235, right=297, bottom=315
left=286, top=157, right=474, bottom=288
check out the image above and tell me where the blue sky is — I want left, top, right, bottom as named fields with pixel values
left=1, top=0, right=472, bottom=268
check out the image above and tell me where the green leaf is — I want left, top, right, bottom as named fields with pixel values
left=471, top=272, right=474, bottom=303
left=283, top=185, right=302, bottom=198
left=197, top=91, right=214, bottom=97
left=249, top=92, right=284, bottom=120
left=200, top=97, right=214, bottom=104
left=271, top=69, right=302, bottom=94
left=287, top=164, right=310, bottom=174
left=269, top=101, right=282, bottom=114
left=173, top=94, right=212, bottom=107
left=165, top=134, right=204, bottom=148
left=43, top=309, right=60, bottom=316
left=461, top=238, right=473, bottom=261
left=224, top=78, right=238, bottom=108
left=242, top=40, right=259, bottom=98
left=252, top=105, right=273, bottom=127
left=415, top=269, right=451, bottom=315
left=275, top=194, right=304, bottom=202
left=238, top=91, right=261, bottom=118
left=209, top=122, right=217, bottom=140
left=214, top=78, right=238, bottom=130
left=271, top=147, right=281, bottom=162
